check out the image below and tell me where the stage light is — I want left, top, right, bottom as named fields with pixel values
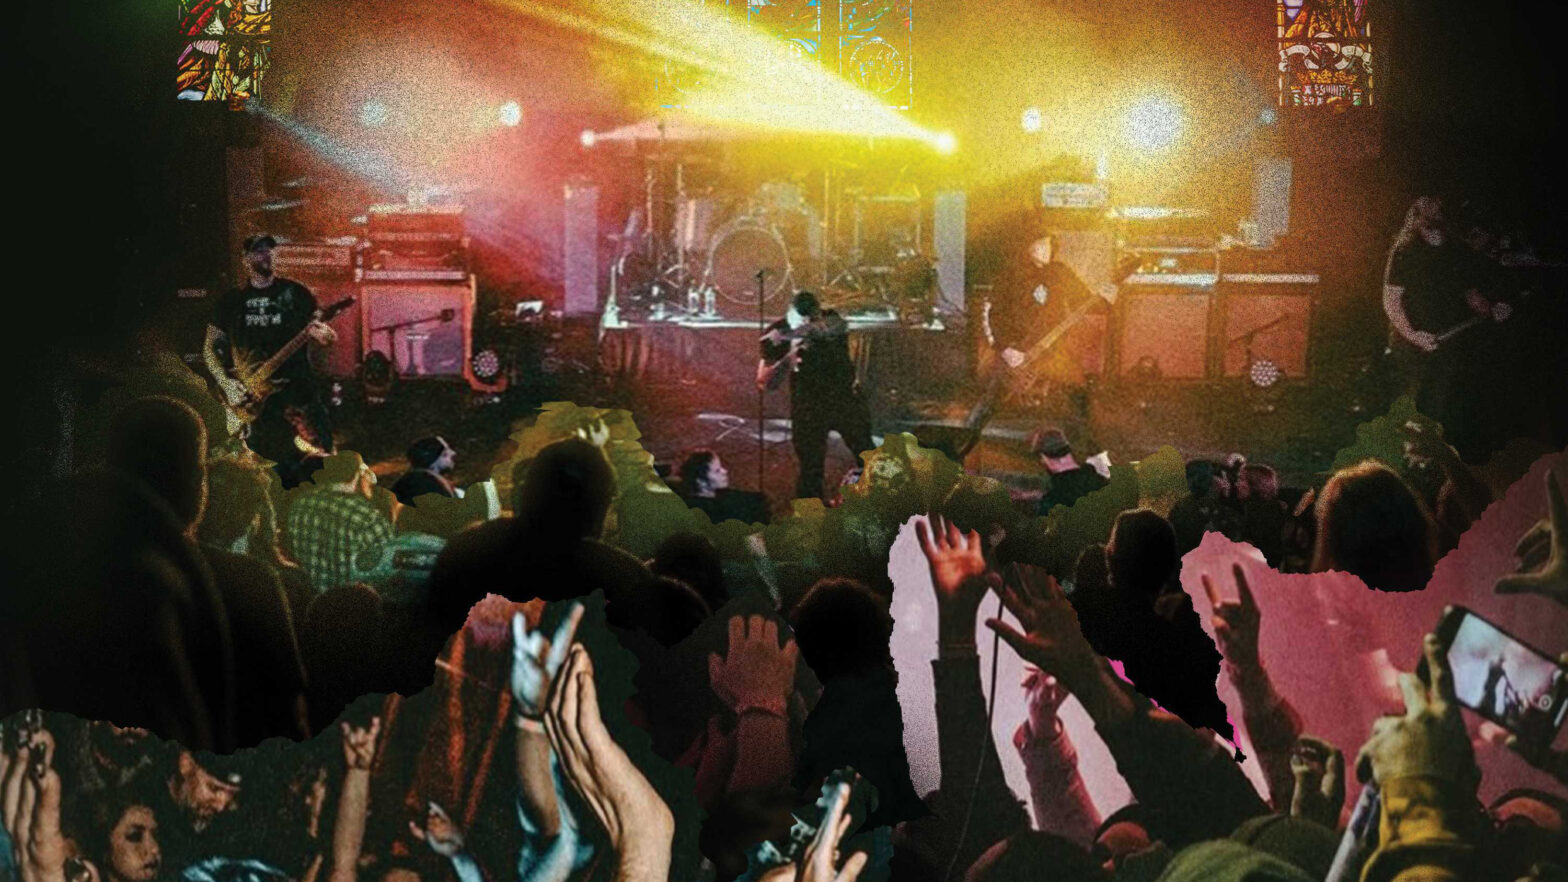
left=1248, top=358, right=1283, bottom=389
left=1021, top=107, right=1043, bottom=134
left=360, top=349, right=396, bottom=403
left=1123, top=96, right=1183, bottom=152
left=472, top=347, right=503, bottom=383
left=580, top=129, right=597, bottom=148
left=1259, top=108, right=1278, bottom=125
left=498, top=101, right=523, bottom=127
left=359, top=99, right=390, bottom=128
left=934, top=132, right=958, bottom=154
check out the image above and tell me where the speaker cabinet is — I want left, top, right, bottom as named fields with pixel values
left=932, top=190, right=966, bottom=313
left=359, top=278, right=476, bottom=384
left=1252, top=157, right=1293, bottom=247
left=563, top=184, right=599, bottom=316
left=1113, top=285, right=1212, bottom=379
left=1217, top=277, right=1314, bottom=379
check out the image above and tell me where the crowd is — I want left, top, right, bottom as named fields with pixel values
left=3, top=372, right=1567, bottom=882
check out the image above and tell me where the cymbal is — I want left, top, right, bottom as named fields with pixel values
left=643, top=152, right=718, bottom=165
left=246, top=198, right=305, bottom=213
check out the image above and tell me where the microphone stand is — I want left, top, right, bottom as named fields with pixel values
left=756, top=268, right=767, bottom=500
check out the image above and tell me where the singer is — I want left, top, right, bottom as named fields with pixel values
left=757, top=290, right=874, bottom=501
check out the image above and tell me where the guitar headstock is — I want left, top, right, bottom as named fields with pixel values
left=319, top=297, right=356, bottom=321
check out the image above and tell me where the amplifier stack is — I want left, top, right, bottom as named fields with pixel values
left=270, top=203, right=483, bottom=390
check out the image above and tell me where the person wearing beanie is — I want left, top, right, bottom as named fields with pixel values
left=391, top=435, right=459, bottom=506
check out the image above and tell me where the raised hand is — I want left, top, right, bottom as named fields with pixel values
left=306, top=320, right=337, bottom=347
left=1355, top=634, right=1477, bottom=791
left=801, top=783, right=869, bottom=882
left=1202, top=564, right=1262, bottom=670
left=513, top=603, right=586, bottom=725
left=1289, top=735, right=1346, bottom=829
left=303, top=766, right=329, bottom=839
left=409, top=801, right=466, bottom=858
left=574, top=418, right=611, bottom=449
left=1022, top=667, right=1069, bottom=739
left=545, top=645, right=674, bottom=882
left=709, top=615, right=799, bottom=717
left=339, top=717, right=381, bottom=771
left=1496, top=471, right=1568, bottom=608
left=915, top=514, right=991, bottom=647
left=2, top=726, right=67, bottom=882
left=985, top=564, right=1099, bottom=694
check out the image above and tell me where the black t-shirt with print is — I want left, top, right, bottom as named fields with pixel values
left=214, top=278, right=319, bottom=380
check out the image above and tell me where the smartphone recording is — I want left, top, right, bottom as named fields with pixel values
left=1441, top=607, right=1568, bottom=753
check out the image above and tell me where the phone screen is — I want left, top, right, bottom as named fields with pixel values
left=1446, top=612, right=1568, bottom=748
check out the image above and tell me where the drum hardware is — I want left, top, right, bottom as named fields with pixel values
left=599, top=146, right=951, bottom=321
left=611, top=152, right=721, bottom=319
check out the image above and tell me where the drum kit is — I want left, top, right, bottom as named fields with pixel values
left=606, top=150, right=938, bottom=321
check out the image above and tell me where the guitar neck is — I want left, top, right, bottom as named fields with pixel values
left=1026, top=297, right=1100, bottom=360
left=251, top=324, right=316, bottom=383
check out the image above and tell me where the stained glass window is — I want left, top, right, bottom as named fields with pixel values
left=178, top=0, right=272, bottom=107
left=657, top=0, right=911, bottom=110
left=840, top=1, right=912, bottom=110
left=1277, top=0, right=1372, bottom=108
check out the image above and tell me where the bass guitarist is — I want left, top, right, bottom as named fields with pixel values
left=205, top=233, right=338, bottom=484
left=966, top=231, right=1124, bottom=440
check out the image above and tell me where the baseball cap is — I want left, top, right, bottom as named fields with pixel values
left=243, top=233, right=278, bottom=253
left=1030, top=427, right=1073, bottom=459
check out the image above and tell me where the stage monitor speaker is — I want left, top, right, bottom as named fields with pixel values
left=563, top=184, right=599, bottom=316
left=932, top=190, right=965, bottom=313
left=1252, top=157, right=1292, bottom=246
left=1114, top=285, right=1212, bottom=380
left=1217, top=277, right=1314, bottom=379
left=359, top=278, right=476, bottom=384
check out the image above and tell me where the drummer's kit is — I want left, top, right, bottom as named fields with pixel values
left=605, top=152, right=938, bottom=322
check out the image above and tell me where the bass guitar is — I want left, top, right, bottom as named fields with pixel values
left=958, top=258, right=1137, bottom=459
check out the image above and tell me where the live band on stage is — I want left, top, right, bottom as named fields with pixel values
left=202, top=144, right=1563, bottom=497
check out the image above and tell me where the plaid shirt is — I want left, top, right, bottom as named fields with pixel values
left=285, top=489, right=395, bottom=594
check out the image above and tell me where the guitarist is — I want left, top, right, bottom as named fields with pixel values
left=1382, top=197, right=1515, bottom=458
left=967, top=231, right=1111, bottom=436
left=757, top=290, right=873, bottom=501
left=205, top=234, right=338, bottom=483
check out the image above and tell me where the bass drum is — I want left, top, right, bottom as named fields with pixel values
left=704, top=218, right=793, bottom=308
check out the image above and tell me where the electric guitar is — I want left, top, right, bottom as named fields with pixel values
left=210, top=297, right=355, bottom=436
